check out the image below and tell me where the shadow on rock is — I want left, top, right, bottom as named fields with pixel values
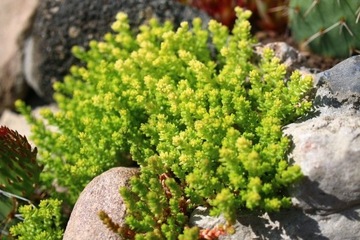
left=292, top=177, right=360, bottom=218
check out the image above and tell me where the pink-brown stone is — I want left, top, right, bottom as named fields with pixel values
left=63, top=167, right=138, bottom=240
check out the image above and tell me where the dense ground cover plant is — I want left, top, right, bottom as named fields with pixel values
left=9, top=199, right=63, bottom=240
left=17, top=7, right=313, bottom=239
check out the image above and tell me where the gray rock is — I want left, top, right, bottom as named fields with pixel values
left=285, top=54, right=360, bottom=215
left=63, top=167, right=139, bottom=240
left=285, top=111, right=360, bottom=214
left=315, top=55, right=360, bottom=104
left=254, top=42, right=317, bottom=89
left=0, top=0, right=39, bottom=114
left=25, top=0, right=210, bottom=102
left=190, top=56, right=360, bottom=239
left=191, top=206, right=360, bottom=240
left=314, top=55, right=360, bottom=111
left=255, top=42, right=310, bottom=76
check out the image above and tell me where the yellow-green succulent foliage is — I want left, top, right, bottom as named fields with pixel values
left=17, top=7, right=313, bottom=238
left=9, top=199, right=63, bottom=240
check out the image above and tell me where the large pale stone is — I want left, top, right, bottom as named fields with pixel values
left=285, top=55, right=360, bottom=213
left=0, top=0, right=39, bottom=67
left=284, top=111, right=360, bottom=213
left=63, top=167, right=138, bottom=240
left=0, top=0, right=39, bottom=113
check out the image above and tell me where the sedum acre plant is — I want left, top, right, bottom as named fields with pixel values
left=9, top=199, right=63, bottom=240
left=17, top=7, right=313, bottom=239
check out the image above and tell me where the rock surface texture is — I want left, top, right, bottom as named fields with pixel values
left=0, top=0, right=39, bottom=114
left=63, top=167, right=138, bottom=240
left=25, top=0, right=210, bottom=102
left=191, top=56, right=360, bottom=239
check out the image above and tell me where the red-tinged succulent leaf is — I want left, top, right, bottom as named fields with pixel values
left=0, top=126, right=10, bottom=136
left=199, top=225, right=228, bottom=240
left=0, top=126, right=41, bottom=197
